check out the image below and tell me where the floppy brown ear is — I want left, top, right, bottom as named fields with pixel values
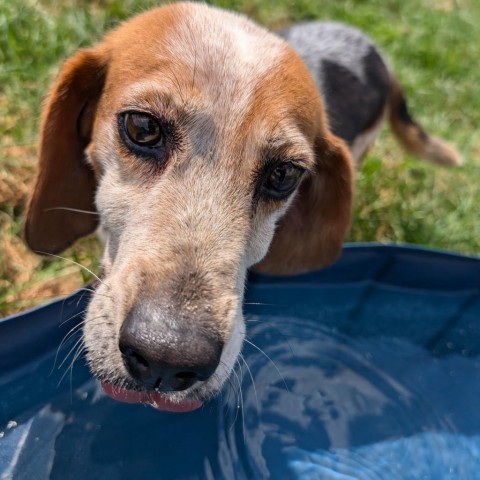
left=24, top=47, right=108, bottom=255
left=255, top=133, right=354, bottom=275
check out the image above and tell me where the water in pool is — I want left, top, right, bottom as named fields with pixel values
left=3, top=246, right=480, bottom=479
left=2, top=304, right=480, bottom=480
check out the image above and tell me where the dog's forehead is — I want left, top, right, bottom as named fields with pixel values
left=105, top=3, right=284, bottom=79
left=101, top=3, right=319, bottom=127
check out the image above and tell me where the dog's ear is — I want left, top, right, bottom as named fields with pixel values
left=24, top=47, right=108, bottom=255
left=255, top=132, right=354, bottom=275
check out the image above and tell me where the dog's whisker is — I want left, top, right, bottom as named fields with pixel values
left=245, top=320, right=297, bottom=358
left=240, top=353, right=259, bottom=413
left=75, top=287, right=113, bottom=300
left=54, top=313, right=108, bottom=370
left=36, top=251, right=106, bottom=288
left=68, top=343, right=86, bottom=395
left=57, top=335, right=85, bottom=371
left=243, top=338, right=290, bottom=393
left=56, top=324, right=86, bottom=361
left=231, top=364, right=246, bottom=443
left=44, top=207, right=100, bottom=215
left=57, top=339, right=85, bottom=388
left=218, top=359, right=241, bottom=426
left=243, top=302, right=277, bottom=306
left=222, top=374, right=238, bottom=427
left=59, top=308, right=87, bottom=327
left=77, top=286, right=95, bottom=293
left=52, top=321, right=86, bottom=371
left=228, top=368, right=242, bottom=430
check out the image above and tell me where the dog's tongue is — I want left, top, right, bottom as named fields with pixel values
left=101, top=383, right=202, bottom=412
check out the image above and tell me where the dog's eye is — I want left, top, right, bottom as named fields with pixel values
left=261, top=162, right=305, bottom=200
left=123, top=112, right=165, bottom=147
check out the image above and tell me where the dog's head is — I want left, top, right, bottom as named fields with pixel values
left=24, top=2, right=353, bottom=411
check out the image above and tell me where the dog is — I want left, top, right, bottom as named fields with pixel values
left=24, top=2, right=460, bottom=412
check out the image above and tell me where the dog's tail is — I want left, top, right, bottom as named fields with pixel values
left=388, top=78, right=462, bottom=166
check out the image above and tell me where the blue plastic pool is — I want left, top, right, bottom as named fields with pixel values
left=1, top=245, right=480, bottom=479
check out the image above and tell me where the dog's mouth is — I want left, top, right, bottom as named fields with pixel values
left=101, top=383, right=203, bottom=412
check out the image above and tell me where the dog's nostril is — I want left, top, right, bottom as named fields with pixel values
left=129, top=350, right=150, bottom=372
left=148, top=370, right=199, bottom=392
left=171, top=371, right=199, bottom=391
left=175, top=371, right=197, bottom=380
left=121, top=346, right=152, bottom=378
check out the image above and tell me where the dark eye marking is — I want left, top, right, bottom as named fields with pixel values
left=259, top=161, right=305, bottom=200
left=118, top=111, right=175, bottom=161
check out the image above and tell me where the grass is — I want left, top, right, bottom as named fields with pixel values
left=0, top=0, right=479, bottom=315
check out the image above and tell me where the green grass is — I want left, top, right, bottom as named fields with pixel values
left=0, top=0, right=479, bottom=314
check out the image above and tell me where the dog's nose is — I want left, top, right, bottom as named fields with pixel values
left=119, top=306, right=223, bottom=392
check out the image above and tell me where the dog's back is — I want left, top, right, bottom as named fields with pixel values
left=281, top=22, right=461, bottom=166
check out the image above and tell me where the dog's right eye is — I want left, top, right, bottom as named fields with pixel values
left=122, top=112, right=165, bottom=148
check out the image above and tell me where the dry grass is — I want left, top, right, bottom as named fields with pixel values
left=0, top=137, right=102, bottom=315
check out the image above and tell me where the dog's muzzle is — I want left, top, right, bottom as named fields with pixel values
left=101, top=300, right=224, bottom=412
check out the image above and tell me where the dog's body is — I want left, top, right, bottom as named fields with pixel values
left=24, top=3, right=459, bottom=411
left=281, top=21, right=461, bottom=166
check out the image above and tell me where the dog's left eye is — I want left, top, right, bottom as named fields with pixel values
left=260, top=162, right=305, bottom=200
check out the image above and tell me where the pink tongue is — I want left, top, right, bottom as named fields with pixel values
left=101, top=383, right=203, bottom=412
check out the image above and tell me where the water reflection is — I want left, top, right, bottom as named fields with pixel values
left=228, top=316, right=480, bottom=479
left=1, top=312, right=480, bottom=479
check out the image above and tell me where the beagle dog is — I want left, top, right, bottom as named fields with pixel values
left=24, top=3, right=460, bottom=412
